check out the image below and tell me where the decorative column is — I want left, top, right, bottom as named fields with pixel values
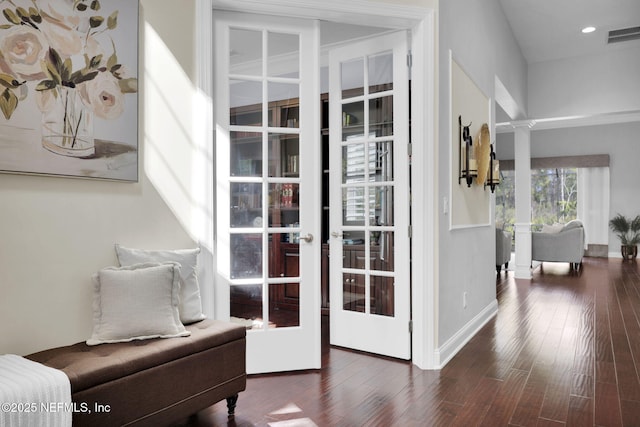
left=513, top=122, right=534, bottom=279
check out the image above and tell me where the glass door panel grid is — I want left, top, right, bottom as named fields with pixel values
left=228, top=28, right=302, bottom=330
left=340, top=51, right=396, bottom=317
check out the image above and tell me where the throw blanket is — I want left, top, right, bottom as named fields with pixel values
left=0, top=354, right=71, bottom=427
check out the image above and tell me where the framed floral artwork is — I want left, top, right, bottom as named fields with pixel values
left=0, top=0, right=138, bottom=181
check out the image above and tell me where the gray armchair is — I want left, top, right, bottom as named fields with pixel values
left=496, top=227, right=512, bottom=273
left=531, top=219, right=585, bottom=269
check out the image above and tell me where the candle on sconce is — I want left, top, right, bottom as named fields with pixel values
left=461, top=146, right=478, bottom=177
left=488, top=159, right=500, bottom=184
left=468, top=158, right=478, bottom=176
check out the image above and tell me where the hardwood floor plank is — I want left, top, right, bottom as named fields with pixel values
left=594, top=381, right=622, bottom=427
left=539, top=369, right=572, bottom=423
left=571, top=373, right=594, bottom=398
left=191, top=259, right=640, bottom=427
left=620, top=399, right=640, bottom=427
left=535, top=419, right=566, bottom=427
left=566, top=395, right=593, bottom=426
left=479, top=369, right=528, bottom=426
left=510, top=364, right=550, bottom=427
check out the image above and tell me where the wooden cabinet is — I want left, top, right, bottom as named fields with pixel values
left=321, top=244, right=330, bottom=315
left=269, top=242, right=300, bottom=312
left=230, top=99, right=300, bottom=180
left=340, top=244, right=394, bottom=316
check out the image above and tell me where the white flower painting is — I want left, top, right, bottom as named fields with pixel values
left=0, top=0, right=138, bottom=181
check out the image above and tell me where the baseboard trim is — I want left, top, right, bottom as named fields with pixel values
left=433, top=299, right=498, bottom=369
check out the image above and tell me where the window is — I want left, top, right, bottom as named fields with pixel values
left=531, top=168, right=577, bottom=228
left=496, top=168, right=578, bottom=242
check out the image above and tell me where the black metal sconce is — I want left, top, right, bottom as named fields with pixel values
left=458, top=115, right=477, bottom=187
left=485, top=143, right=500, bottom=193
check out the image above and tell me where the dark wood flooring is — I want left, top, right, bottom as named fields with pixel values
left=192, top=257, right=640, bottom=426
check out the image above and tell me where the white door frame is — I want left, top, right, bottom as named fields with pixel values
left=197, top=0, right=439, bottom=370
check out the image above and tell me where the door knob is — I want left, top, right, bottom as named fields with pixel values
left=301, top=234, right=314, bottom=243
left=331, top=231, right=343, bottom=238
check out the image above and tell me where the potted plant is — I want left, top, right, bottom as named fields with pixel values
left=609, top=213, right=640, bottom=260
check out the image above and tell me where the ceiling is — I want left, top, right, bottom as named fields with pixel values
left=498, top=0, right=640, bottom=63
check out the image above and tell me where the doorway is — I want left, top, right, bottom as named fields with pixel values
left=210, top=2, right=437, bottom=372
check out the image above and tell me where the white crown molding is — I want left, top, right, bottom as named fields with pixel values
left=211, top=0, right=429, bottom=29
left=496, top=109, right=640, bottom=133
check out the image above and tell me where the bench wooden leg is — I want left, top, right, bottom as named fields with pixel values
left=226, top=394, right=239, bottom=415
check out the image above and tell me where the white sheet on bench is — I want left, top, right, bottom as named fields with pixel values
left=0, top=354, right=71, bottom=427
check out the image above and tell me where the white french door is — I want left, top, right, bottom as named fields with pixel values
left=328, top=32, right=411, bottom=359
left=214, top=12, right=321, bottom=374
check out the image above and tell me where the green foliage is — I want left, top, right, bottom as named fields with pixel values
left=107, top=11, right=118, bottom=30
left=0, top=87, right=18, bottom=120
left=609, top=213, right=640, bottom=246
left=2, top=8, right=20, bottom=25
left=2, top=6, right=40, bottom=28
left=531, top=169, right=577, bottom=226
left=89, top=15, right=103, bottom=28
left=0, top=0, right=135, bottom=120
left=0, top=73, right=22, bottom=118
left=36, top=47, right=104, bottom=92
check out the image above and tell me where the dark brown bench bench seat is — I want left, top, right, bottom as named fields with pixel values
left=27, top=319, right=246, bottom=427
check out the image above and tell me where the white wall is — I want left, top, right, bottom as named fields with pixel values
left=528, top=47, right=640, bottom=119
left=436, top=0, right=527, bottom=359
left=0, top=1, right=209, bottom=356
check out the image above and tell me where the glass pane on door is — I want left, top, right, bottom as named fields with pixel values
left=229, top=80, right=262, bottom=125
left=341, top=58, right=364, bottom=98
left=368, top=52, right=393, bottom=93
left=268, top=32, right=299, bottom=78
left=230, top=234, right=262, bottom=279
left=230, top=284, right=262, bottom=329
left=231, top=131, right=262, bottom=177
left=230, top=28, right=261, bottom=76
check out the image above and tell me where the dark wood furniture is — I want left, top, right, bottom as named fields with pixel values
left=27, top=320, right=246, bottom=427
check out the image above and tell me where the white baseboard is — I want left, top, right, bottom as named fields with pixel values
left=433, top=299, right=498, bottom=369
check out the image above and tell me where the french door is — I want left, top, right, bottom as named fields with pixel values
left=214, top=12, right=321, bottom=374
left=328, top=32, right=411, bottom=359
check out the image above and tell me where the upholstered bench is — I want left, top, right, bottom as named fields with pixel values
left=27, top=319, right=246, bottom=427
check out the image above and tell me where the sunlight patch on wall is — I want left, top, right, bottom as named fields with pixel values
left=143, top=22, right=212, bottom=250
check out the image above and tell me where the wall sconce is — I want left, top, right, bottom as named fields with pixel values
left=485, top=143, right=500, bottom=193
left=458, top=115, right=477, bottom=187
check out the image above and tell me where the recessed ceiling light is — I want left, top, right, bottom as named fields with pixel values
left=582, top=26, right=596, bottom=34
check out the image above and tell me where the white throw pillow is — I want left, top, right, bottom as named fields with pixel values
left=87, top=263, right=190, bottom=346
left=115, top=244, right=205, bottom=324
left=541, top=223, right=564, bottom=234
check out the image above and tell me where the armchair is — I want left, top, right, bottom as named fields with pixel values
left=531, top=219, right=585, bottom=269
left=496, top=227, right=512, bottom=273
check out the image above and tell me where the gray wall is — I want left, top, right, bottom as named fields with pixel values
left=528, top=47, right=640, bottom=119
left=437, top=0, right=527, bottom=348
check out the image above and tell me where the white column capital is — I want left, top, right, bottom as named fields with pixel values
left=496, top=119, right=536, bottom=133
